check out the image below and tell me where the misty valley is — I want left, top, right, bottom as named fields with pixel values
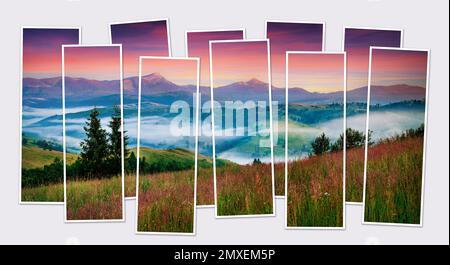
left=22, top=75, right=426, bottom=168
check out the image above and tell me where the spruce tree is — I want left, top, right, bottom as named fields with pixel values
left=108, top=105, right=123, bottom=176
left=79, top=107, right=109, bottom=179
left=127, top=151, right=137, bottom=173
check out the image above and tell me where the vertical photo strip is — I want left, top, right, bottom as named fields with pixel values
left=20, top=27, right=81, bottom=204
left=110, top=19, right=171, bottom=199
left=265, top=20, right=325, bottom=197
left=62, top=45, right=124, bottom=222
left=343, top=27, right=402, bottom=204
left=185, top=29, right=245, bottom=207
left=136, top=57, right=199, bottom=235
left=285, top=52, right=346, bottom=229
left=210, top=39, right=275, bottom=218
left=363, top=47, right=429, bottom=226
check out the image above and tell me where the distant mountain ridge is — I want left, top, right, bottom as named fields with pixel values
left=23, top=74, right=426, bottom=106
left=212, top=79, right=425, bottom=104
left=23, top=76, right=120, bottom=99
left=23, top=77, right=61, bottom=88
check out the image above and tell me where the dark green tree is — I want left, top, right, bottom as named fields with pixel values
left=79, top=107, right=109, bottom=180
left=108, top=105, right=123, bottom=176
left=127, top=151, right=137, bottom=173
left=311, top=133, right=330, bottom=155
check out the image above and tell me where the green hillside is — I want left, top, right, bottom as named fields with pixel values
left=131, top=146, right=233, bottom=169
left=22, top=146, right=78, bottom=170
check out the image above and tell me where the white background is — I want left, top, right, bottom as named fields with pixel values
left=0, top=0, right=448, bottom=244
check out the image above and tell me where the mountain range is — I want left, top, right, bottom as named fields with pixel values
left=23, top=74, right=426, bottom=107
left=360, top=84, right=426, bottom=104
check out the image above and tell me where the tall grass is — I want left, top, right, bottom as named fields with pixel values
left=137, top=170, right=195, bottom=233
left=345, top=147, right=365, bottom=203
left=197, top=167, right=214, bottom=206
left=216, top=163, right=273, bottom=216
left=287, top=151, right=344, bottom=227
left=21, top=183, right=64, bottom=202
left=364, top=136, right=423, bottom=224
left=274, top=163, right=285, bottom=196
left=66, top=176, right=123, bottom=220
left=124, top=173, right=136, bottom=198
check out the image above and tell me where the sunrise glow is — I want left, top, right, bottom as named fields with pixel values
left=288, top=53, right=345, bottom=93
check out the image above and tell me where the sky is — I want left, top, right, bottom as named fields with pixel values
left=141, top=58, right=198, bottom=86
left=64, top=46, right=121, bottom=80
left=288, top=53, right=345, bottom=93
left=345, top=28, right=402, bottom=90
left=371, top=49, right=428, bottom=88
left=210, top=40, right=269, bottom=87
left=111, top=20, right=169, bottom=78
left=187, top=30, right=244, bottom=87
left=267, top=22, right=323, bottom=88
left=22, top=28, right=79, bottom=78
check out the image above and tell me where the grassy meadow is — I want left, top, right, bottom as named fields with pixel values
left=135, top=146, right=221, bottom=205
left=137, top=170, right=195, bottom=233
left=286, top=151, right=344, bottom=227
left=136, top=146, right=199, bottom=233
left=216, top=163, right=273, bottom=216
left=127, top=147, right=195, bottom=197
left=22, top=145, right=125, bottom=215
left=21, top=182, right=64, bottom=202
left=66, top=176, right=123, bottom=220
left=21, top=145, right=77, bottom=202
left=22, top=145, right=77, bottom=170
left=21, top=145, right=124, bottom=210
left=364, top=136, right=424, bottom=224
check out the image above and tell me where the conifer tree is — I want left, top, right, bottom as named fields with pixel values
left=108, top=105, right=123, bottom=176
left=127, top=151, right=137, bottom=173
left=79, top=107, right=109, bottom=179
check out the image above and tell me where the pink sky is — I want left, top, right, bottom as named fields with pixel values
left=23, top=28, right=79, bottom=78
left=141, top=58, right=198, bottom=86
left=64, top=46, right=121, bottom=80
left=210, top=40, right=269, bottom=87
left=371, top=49, right=428, bottom=88
left=267, top=22, right=323, bottom=88
left=288, top=53, right=345, bottom=93
left=344, top=28, right=402, bottom=90
left=111, top=20, right=169, bottom=78
left=187, top=30, right=244, bottom=87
